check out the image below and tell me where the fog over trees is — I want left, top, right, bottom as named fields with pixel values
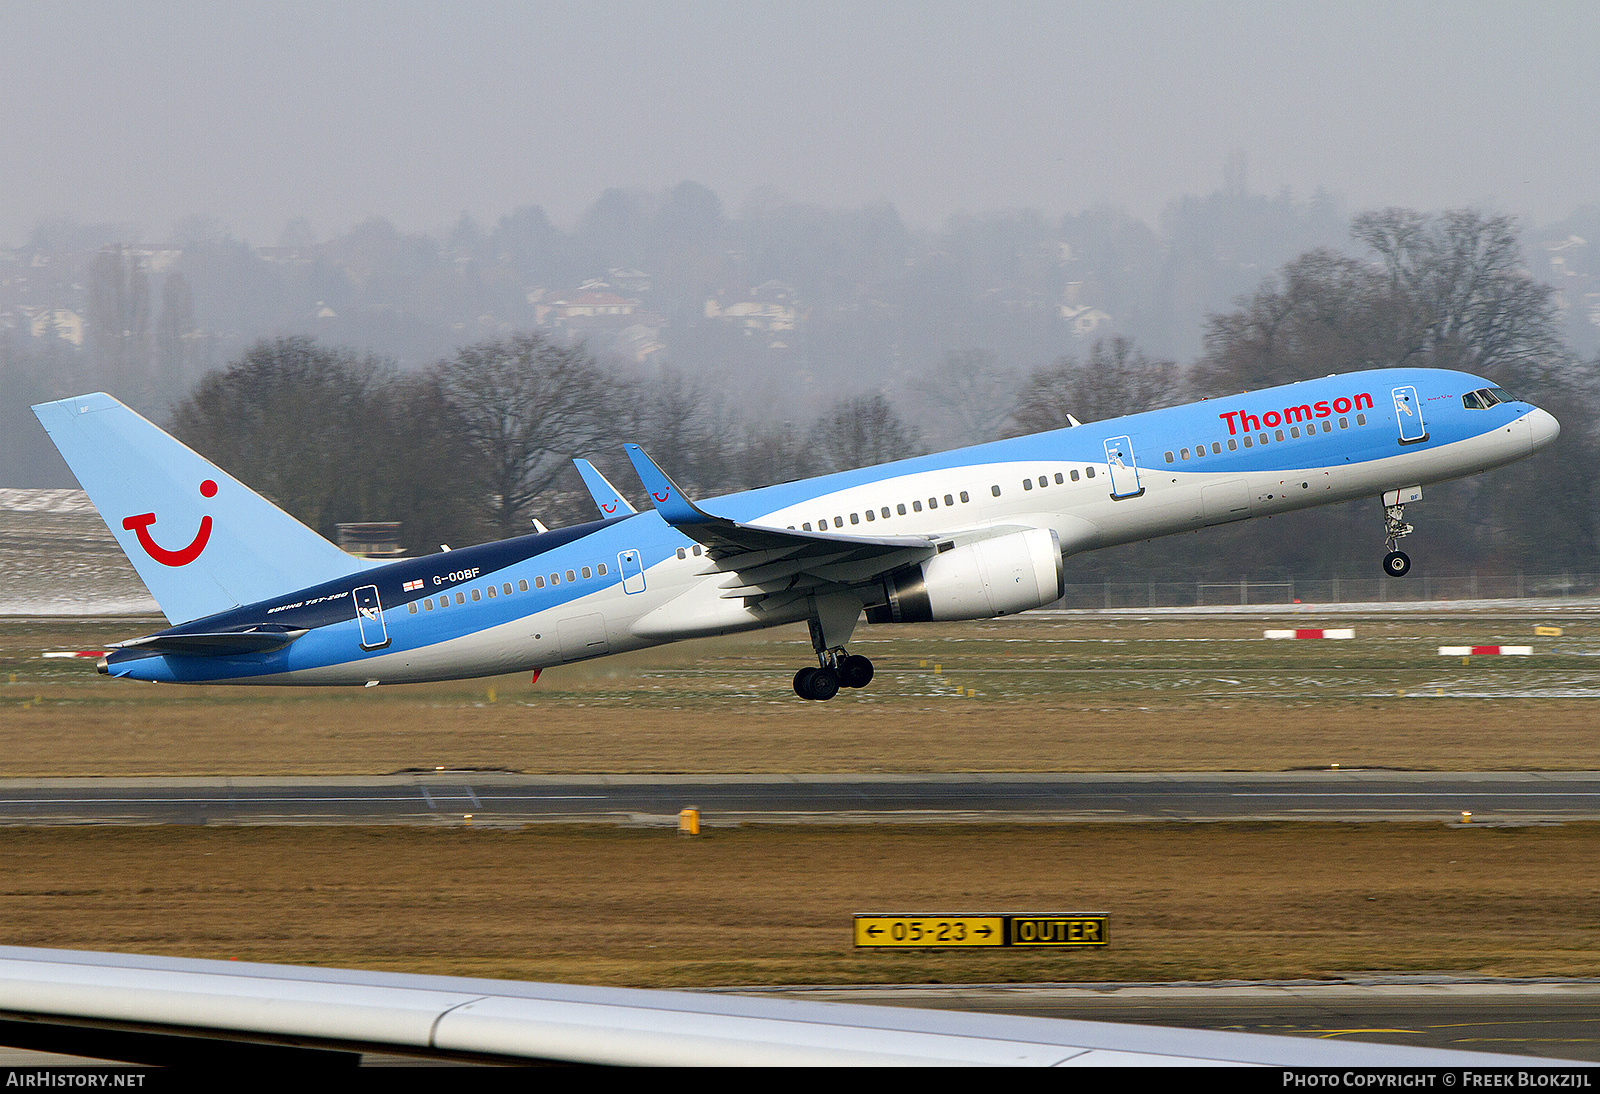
left=4, top=182, right=1597, bottom=578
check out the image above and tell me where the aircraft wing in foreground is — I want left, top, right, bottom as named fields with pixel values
left=0, top=946, right=1573, bottom=1067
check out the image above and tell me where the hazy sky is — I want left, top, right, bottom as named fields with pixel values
left=4, top=1, right=1597, bottom=245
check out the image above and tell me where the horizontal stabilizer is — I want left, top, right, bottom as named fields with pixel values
left=572, top=459, right=637, bottom=517
left=111, top=628, right=308, bottom=657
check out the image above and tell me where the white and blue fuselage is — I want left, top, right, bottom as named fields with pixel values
left=34, top=367, right=1559, bottom=691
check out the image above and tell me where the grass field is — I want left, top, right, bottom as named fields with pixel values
left=1, top=822, right=1596, bottom=988
left=2, top=610, right=1596, bottom=776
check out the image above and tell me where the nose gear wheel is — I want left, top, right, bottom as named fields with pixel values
left=1381, top=502, right=1415, bottom=577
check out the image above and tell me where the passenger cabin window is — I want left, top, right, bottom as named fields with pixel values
left=1274, top=430, right=1284, bottom=442
left=424, top=599, right=434, bottom=610
left=504, top=582, right=513, bottom=595
left=676, top=548, right=686, bottom=559
left=1356, top=413, right=1367, bottom=426
left=802, top=522, right=812, bottom=530
left=899, top=503, right=909, bottom=513
left=1243, top=436, right=1253, bottom=448
left=1180, top=449, right=1189, bottom=460
left=1023, top=479, right=1033, bottom=490
left=1053, top=474, right=1063, bottom=485
left=486, top=586, right=496, bottom=598
left=566, top=570, right=576, bottom=583
left=947, top=494, right=956, bottom=505
left=470, top=588, right=481, bottom=602
left=1070, top=469, right=1080, bottom=481
left=582, top=566, right=591, bottom=579
left=518, top=579, right=528, bottom=591
left=455, top=592, right=465, bottom=604
left=596, top=565, right=606, bottom=577
left=1228, top=439, right=1237, bottom=450
left=550, top=573, right=559, bottom=585
left=834, top=517, right=843, bottom=528
left=850, top=513, right=860, bottom=524
left=882, top=507, right=892, bottom=518
left=913, top=500, right=923, bottom=511
left=960, top=491, right=970, bottom=502
left=927, top=498, right=938, bottom=509
left=1085, top=467, right=1095, bottom=478
left=991, top=485, right=1001, bottom=496
left=865, top=509, right=875, bottom=521
left=535, top=576, right=545, bottom=588
left=409, top=602, right=417, bottom=614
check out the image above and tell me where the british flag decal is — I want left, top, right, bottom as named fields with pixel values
left=403, top=579, right=423, bottom=592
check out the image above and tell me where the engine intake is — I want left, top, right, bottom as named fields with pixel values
left=866, top=528, right=1064, bottom=624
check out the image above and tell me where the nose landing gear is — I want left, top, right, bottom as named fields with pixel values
left=1381, top=486, right=1420, bottom=577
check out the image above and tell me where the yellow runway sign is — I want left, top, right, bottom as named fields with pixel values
left=854, top=914, right=1106, bottom=948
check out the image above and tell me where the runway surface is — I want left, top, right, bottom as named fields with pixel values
left=4, top=770, right=1600, bottom=825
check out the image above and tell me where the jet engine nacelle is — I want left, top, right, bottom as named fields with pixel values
left=867, top=528, right=1064, bottom=624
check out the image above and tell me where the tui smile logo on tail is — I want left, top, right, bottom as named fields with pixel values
left=122, top=480, right=216, bottom=566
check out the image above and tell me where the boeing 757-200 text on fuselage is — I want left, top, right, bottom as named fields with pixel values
left=34, top=368, right=1559, bottom=700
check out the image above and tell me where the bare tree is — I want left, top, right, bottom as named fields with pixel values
left=808, top=393, right=922, bottom=473
left=1008, top=337, right=1179, bottom=434
left=170, top=336, right=385, bottom=537
left=1351, top=208, right=1561, bottom=382
left=905, top=348, right=1024, bottom=448
left=1196, top=208, right=1561, bottom=397
left=433, top=332, right=611, bottom=539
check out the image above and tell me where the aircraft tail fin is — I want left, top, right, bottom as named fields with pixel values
left=32, top=393, right=368, bottom=625
left=573, top=458, right=638, bottom=518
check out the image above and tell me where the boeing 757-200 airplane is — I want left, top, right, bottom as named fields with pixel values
left=34, top=368, right=1558, bottom=700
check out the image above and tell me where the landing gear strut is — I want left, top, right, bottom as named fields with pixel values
left=1383, top=501, right=1413, bottom=577
left=793, top=595, right=873, bottom=700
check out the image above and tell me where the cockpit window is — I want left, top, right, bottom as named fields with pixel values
left=1463, top=387, right=1515, bottom=409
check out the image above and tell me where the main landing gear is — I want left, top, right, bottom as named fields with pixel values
left=1382, top=499, right=1414, bottom=577
left=794, top=649, right=874, bottom=701
left=795, top=593, right=873, bottom=700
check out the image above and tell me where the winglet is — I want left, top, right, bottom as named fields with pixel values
left=624, top=444, right=714, bottom=526
left=573, top=459, right=637, bottom=518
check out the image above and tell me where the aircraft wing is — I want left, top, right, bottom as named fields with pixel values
left=624, top=444, right=936, bottom=559
left=0, top=946, right=1563, bottom=1067
left=623, top=444, right=941, bottom=615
